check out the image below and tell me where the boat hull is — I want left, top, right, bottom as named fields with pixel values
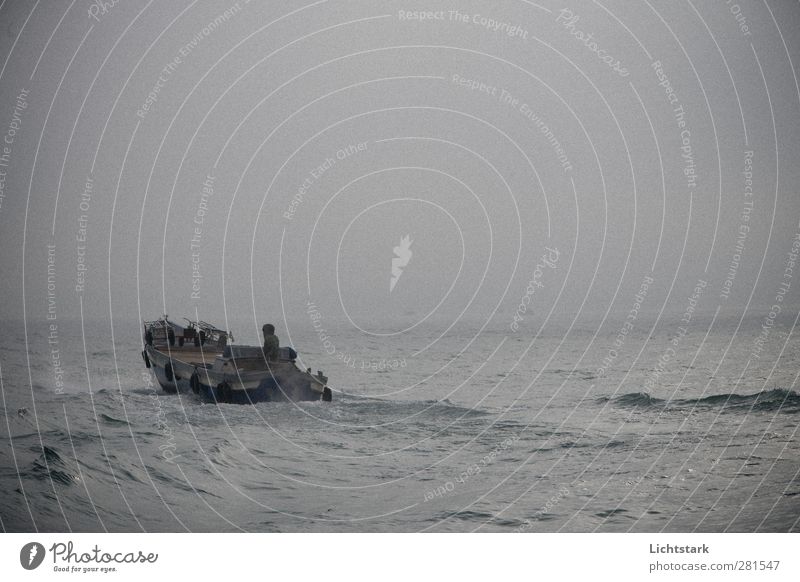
left=143, top=344, right=330, bottom=403
left=196, top=376, right=324, bottom=404
left=145, top=346, right=197, bottom=394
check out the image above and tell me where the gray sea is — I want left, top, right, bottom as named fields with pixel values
left=1, top=314, right=798, bottom=532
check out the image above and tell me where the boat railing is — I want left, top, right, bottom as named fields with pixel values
left=144, top=317, right=231, bottom=348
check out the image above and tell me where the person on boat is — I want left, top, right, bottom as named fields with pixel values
left=262, top=323, right=280, bottom=362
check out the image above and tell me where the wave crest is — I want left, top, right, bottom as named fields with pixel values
left=600, top=388, right=800, bottom=413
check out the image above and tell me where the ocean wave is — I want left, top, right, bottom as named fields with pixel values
left=25, top=445, right=79, bottom=486
left=599, top=388, right=800, bottom=413
left=432, top=509, right=523, bottom=528
left=99, top=413, right=131, bottom=426
left=595, top=508, right=633, bottom=519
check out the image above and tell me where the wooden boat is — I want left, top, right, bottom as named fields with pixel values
left=141, top=317, right=331, bottom=403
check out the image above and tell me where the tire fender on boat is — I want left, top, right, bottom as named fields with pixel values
left=217, top=382, right=231, bottom=403
left=323, top=387, right=332, bottom=402
left=142, top=350, right=151, bottom=369
left=190, top=371, right=201, bottom=395
left=164, top=361, right=174, bottom=382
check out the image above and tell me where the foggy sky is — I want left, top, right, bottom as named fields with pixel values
left=1, top=0, right=799, bottom=341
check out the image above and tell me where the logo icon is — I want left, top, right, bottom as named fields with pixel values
left=390, top=234, right=413, bottom=292
left=20, top=542, right=45, bottom=570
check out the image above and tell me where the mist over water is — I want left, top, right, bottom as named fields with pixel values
left=1, top=2, right=799, bottom=532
